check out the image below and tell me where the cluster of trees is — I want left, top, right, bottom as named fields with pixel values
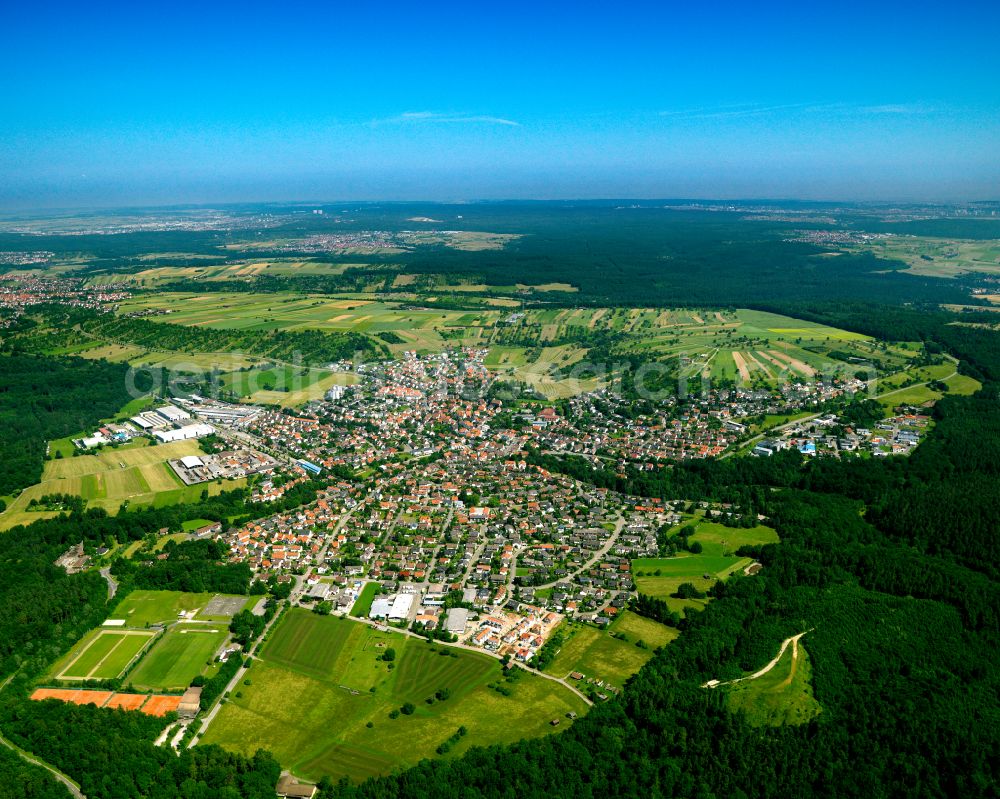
left=0, top=353, right=150, bottom=495
left=0, top=735, right=70, bottom=798
left=0, top=700, right=281, bottom=799
left=110, top=539, right=252, bottom=595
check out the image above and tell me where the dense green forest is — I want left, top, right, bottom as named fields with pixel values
left=3, top=204, right=992, bottom=309
left=0, top=746, right=68, bottom=799
left=0, top=354, right=151, bottom=496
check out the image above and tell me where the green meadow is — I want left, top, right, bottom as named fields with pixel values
left=543, top=611, right=679, bottom=689
left=632, top=516, right=778, bottom=614
left=201, top=610, right=588, bottom=783
left=723, top=639, right=822, bottom=726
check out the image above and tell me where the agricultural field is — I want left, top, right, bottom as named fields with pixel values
left=632, top=516, right=778, bottom=614
left=50, top=629, right=157, bottom=681
left=874, top=360, right=981, bottom=409
left=127, top=624, right=229, bottom=691
left=723, top=638, right=822, bottom=726
left=543, top=611, right=678, bottom=689
left=201, top=610, right=588, bottom=783
left=0, top=439, right=245, bottom=530
left=85, top=259, right=356, bottom=288
left=112, top=293, right=498, bottom=355
left=855, top=235, right=1000, bottom=277
left=102, top=295, right=919, bottom=398
left=218, top=364, right=360, bottom=406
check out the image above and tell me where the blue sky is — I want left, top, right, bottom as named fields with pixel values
left=2, top=0, right=998, bottom=208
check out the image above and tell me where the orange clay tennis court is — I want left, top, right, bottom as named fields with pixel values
left=104, top=693, right=149, bottom=711
left=31, top=688, right=181, bottom=716
left=31, top=688, right=113, bottom=706
left=141, top=695, right=183, bottom=716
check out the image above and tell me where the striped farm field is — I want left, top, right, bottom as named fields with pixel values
left=263, top=607, right=357, bottom=680
left=202, top=611, right=588, bottom=783
left=0, top=439, right=245, bottom=529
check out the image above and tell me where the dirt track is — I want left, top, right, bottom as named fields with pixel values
left=703, top=630, right=811, bottom=688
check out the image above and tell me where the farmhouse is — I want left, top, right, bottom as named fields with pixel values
left=275, top=774, right=317, bottom=799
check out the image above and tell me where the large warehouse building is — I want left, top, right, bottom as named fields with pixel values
left=154, top=423, right=214, bottom=443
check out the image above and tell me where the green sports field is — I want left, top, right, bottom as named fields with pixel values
left=127, top=624, right=229, bottom=691
left=201, top=610, right=588, bottom=783
left=54, top=629, right=157, bottom=681
left=111, top=590, right=249, bottom=627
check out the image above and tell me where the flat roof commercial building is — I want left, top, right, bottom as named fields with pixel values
left=445, top=607, right=469, bottom=634
left=388, top=593, right=414, bottom=620
left=154, top=423, right=214, bottom=443
left=155, top=405, right=191, bottom=423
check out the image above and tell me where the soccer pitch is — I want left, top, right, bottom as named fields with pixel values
left=56, top=630, right=157, bottom=681
left=128, top=624, right=228, bottom=691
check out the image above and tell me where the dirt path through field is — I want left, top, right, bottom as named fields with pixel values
left=757, top=350, right=788, bottom=372
left=702, top=630, right=811, bottom=688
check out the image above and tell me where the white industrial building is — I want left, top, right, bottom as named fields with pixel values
left=179, top=455, right=204, bottom=469
left=370, top=593, right=414, bottom=621
left=388, top=593, right=414, bottom=620
left=369, top=597, right=393, bottom=619
left=154, top=423, right=214, bottom=443
left=155, top=405, right=191, bottom=423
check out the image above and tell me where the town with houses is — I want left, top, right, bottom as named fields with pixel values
left=0, top=273, right=131, bottom=318
left=60, top=344, right=932, bottom=671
